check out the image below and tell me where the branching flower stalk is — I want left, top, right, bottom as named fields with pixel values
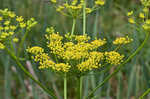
left=85, top=0, right=150, bottom=98
left=0, top=9, right=57, bottom=98
left=85, top=32, right=149, bottom=99
left=4, top=47, right=57, bottom=99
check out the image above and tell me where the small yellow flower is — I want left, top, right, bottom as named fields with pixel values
left=86, top=8, right=92, bottom=14
left=139, top=13, right=145, bottom=18
left=4, top=21, right=10, bottom=25
left=16, top=16, right=24, bottom=22
left=72, top=0, right=78, bottom=5
left=10, top=25, right=17, bottom=30
left=143, top=7, right=149, bottom=13
left=13, top=38, right=19, bottom=43
left=4, top=26, right=9, bottom=30
left=9, top=31, right=14, bottom=35
left=0, top=42, right=5, bottom=49
left=113, top=36, right=133, bottom=45
left=146, top=19, right=150, bottom=24
left=27, top=46, right=44, bottom=54
left=128, top=18, right=135, bottom=24
left=8, top=12, right=16, bottom=18
left=95, top=0, right=105, bottom=6
left=142, top=24, right=150, bottom=30
left=127, top=11, right=133, bottom=16
left=0, top=17, right=3, bottom=21
left=20, top=22, right=26, bottom=28
left=0, top=26, right=3, bottom=30
left=50, top=0, right=57, bottom=3
left=56, top=6, right=65, bottom=12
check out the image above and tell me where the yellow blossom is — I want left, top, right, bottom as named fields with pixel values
left=72, top=0, right=78, bottom=5
left=86, top=8, right=92, bottom=14
left=77, top=52, right=104, bottom=71
left=4, top=21, right=10, bottom=25
left=0, top=17, right=3, bottom=21
left=105, top=51, right=124, bottom=65
left=13, top=38, right=19, bottom=42
left=146, top=19, right=150, bottom=24
left=4, top=26, right=9, bottom=30
left=20, top=22, right=26, bottom=28
left=10, top=25, right=17, bottom=30
left=143, top=7, right=149, bottom=13
left=16, top=16, right=24, bottom=22
left=128, top=18, right=135, bottom=24
left=8, top=12, right=16, bottom=18
left=27, top=18, right=37, bottom=30
left=9, top=31, right=14, bottom=35
left=127, top=11, right=133, bottom=16
left=0, top=26, right=3, bottom=30
left=90, top=39, right=106, bottom=49
left=27, top=46, right=44, bottom=54
left=54, top=63, right=71, bottom=72
left=56, top=6, right=65, bottom=12
left=95, top=0, right=105, bottom=6
left=51, top=0, right=57, bottom=3
left=0, top=42, right=5, bottom=49
left=139, top=13, right=145, bottom=18
left=113, top=36, right=133, bottom=45
left=75, top=34, right=90, bottom=43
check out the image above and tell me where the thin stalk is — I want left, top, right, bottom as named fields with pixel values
left=139, top=89, right=150, bottom=99
left=71, top=19, right=76, bottom=36
left=64, top=73, right=67, bottom=99
left=85, top=32, right=150, bottom=99
left=4, top=47, right=57, bottom=99
left=79, top=76, right=83, bottom=99
left=18, top=30, right=29, bottom=56
left=83, top=0, right=86, bottom=35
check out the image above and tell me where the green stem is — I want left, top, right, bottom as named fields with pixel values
left=85, top=32, right=150, bottom=99
left=5, top=47, right=57, bottom=99
left=83, top=0, right=86, bottom=35
left=18, top=30, right=29, bottom=56
left=79, top=76, right=83, bottom=99
left=71, top=19, right=76, bottom=36
left=139, top=88, right=150, bottom=99
left=64, top=73, right=67, bottom=99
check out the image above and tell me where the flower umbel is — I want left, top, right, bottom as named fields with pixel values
left=27, top=27, right=130, bottom=74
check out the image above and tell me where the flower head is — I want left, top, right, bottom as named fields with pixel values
left=113, top=36, right=133, bottom=45
left=105, top=51, right=124, bottom=65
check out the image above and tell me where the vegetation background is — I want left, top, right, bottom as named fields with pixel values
left=0, top=0, right=150, bottom=99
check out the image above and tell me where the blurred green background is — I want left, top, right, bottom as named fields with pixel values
left=0, top=0, right=150, bottom=99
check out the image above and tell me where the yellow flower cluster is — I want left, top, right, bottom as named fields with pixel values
left=95, top=0, right=105, bottom=6
left=50, top=0, right=105, bottom=18
left=27, top=46, right=71, bottom=72
left=46, top=29, right=106, bottom=61
left=113, top=36, right=133, bottom=45
left=127, top=0, right=150, bottom=31
left=105, top=51, right=124, bottom=65
left=26, top=46, right=44, bottom=54
left=77, top=52, right=104, bottom=71
left=0, top=9, right=37, bottom=50
left=143, top=19, right=150, bottom=30
left=141, top=0, right=150, bottom=7
left=27, top=27, right=128, bottom=73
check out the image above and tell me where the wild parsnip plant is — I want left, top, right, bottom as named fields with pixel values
left=0, top=0, right=150, bottom=99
